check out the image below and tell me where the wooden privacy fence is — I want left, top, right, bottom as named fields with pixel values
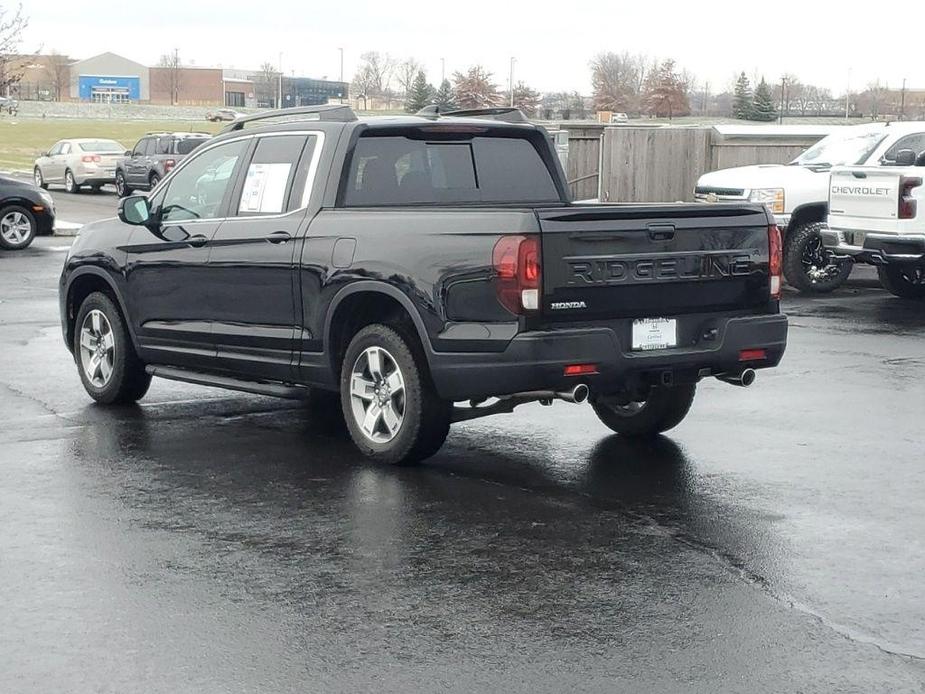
left=563, top=124, right=835, bottom=203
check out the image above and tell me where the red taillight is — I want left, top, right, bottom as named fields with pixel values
left=80, top=154, right=101, bottom=163
left=899, top=176, right=922, bottom=220
left=738, top=348, right=767, bottom=362
left=768, top=224, right=782, bottom=300
left=164, top=159, right=176, bottom=171
left=564, top=363, right=598, bottom=376
left=492, top=235, right=541, bottom=314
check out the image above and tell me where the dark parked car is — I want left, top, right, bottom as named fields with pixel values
left=59, top=106, right=787, bottom=465
left=0, top=174, right=55, bottom=250
left=115, top=132, right=210, bottom=197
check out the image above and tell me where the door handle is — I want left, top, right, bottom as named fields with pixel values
left=266, top=231, right=292, bottom=244
left=647, top=223, right=675, bottom=241
left=187, top=234, right=209, bottom=248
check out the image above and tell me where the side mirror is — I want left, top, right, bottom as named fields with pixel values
left=894, top=149, right=917, bottom=166
left=124, top=150, right=132, bottom=157
left=119, top=195, right=152, bottom=226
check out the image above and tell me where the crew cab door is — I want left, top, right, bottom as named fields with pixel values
left=127, top=137, right=153, bottom=186
left=206, top=133, right=321, bottom=381
left=123, top=138, right=250, bottom=369
left=45, top=142, right=67, bottom=181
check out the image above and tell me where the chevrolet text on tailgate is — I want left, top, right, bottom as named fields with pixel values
left=59, top=105, right=788, bottom=465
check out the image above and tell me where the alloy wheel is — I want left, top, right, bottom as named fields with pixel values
left=0, top=211, right=33, bottom=246
left=34, top=168, right=43, bottom=187
left=65, top=170, right=76, bottom=192
left=349, top=346, right=406, bottom=443
left=79, top=309, right=116, bottom=388
left=802, top=235, right=841, bottom=282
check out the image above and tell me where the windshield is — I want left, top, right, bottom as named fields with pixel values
left=78, top=140, right=124, bottom=153
left=793, top=127, right=886, bottom=167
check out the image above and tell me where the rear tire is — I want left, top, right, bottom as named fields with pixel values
left=592, top=384, right=696, bottom=438
left=878, top=265, right=925, bottom=299
left=340, top=324, right=451, bottom=465
left=64, top=169, right=80, bottom=194
left=783, top=222, right=852, bottom=293
left=74, top=292, right=151, bottom=405
left=115, top=171, right=132, bottom=197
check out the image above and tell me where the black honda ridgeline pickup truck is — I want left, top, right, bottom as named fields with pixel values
left=59, top=106, right=788, bottom=464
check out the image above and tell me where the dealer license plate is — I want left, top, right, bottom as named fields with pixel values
left=632, top=318, right=677, bottom=351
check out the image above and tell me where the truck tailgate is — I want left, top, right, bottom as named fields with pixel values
left=536, top=203, right=773, bottom=321
left=829, top=167, right=902, bottom=221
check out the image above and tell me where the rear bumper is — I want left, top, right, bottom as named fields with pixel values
left=821, top=229, right=925, bottom=265
left=429, top=313, right=788, bottom=401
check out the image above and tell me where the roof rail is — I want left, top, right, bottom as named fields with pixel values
left=220, top=104, right=357, bottom=133
left=414, top=105, right=530, bottom=123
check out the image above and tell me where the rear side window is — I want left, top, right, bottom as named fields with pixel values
left=236, top=135, right=309, bottom=215
left=343, top=134, right=560, bottom=206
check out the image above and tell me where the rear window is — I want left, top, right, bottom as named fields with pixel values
left=78, top=140, right=123, bottom=153
left=343, top=134, right=560, bottom=206
left=176, top=138, right=208, bottom=155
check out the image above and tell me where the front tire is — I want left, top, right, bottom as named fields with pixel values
left=878, top=265, right=925, bottom=299
left=34, top=166, right=47, bottom=189
left=74, top=292, right=151, bottom=404
left=64, top=169, right=80, bottom=194
left=592, top=384, right=696, bottom=438
left=783, top=222, right=852, bottom=293
left=340, top=324, right=451, bottom=465
left=0, top=205, right=37, bottom=250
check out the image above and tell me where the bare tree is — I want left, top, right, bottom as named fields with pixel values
left=255, top=61, right=280, bottom=107
left=0, top=4, right=29, bottom=97
left=396, top=58, right=422, bottom=97
left=47, top=50, right=71, bottom=101
left=157, top=49, right=182, bottom=105
left=590, top=52, right=647, bottom=113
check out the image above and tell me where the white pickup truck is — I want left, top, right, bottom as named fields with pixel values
left=822, top=148, right=925, bottom=299
left=696, top=121, right=925, bottom=293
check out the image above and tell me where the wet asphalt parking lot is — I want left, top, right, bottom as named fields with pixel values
left=1, top=189, right=924, bottom=692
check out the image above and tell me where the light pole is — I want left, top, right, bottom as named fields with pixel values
left=509, top=57, right=516, bottom=108
left=440, top=57, right=445, bottom=85
left=778, top=76, right=786, bottom=124
left=900, top=77, right=907, bottom=120
left=338, top=47, right=344, bottom=83
left=278, top=52, right=283, bottom=109
left=845, top=68, right=851, bottom=121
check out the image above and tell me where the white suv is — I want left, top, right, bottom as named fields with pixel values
left=696, top=122, right=925, bottom=293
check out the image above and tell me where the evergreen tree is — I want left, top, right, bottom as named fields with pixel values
left=749, top=78, right=777, bottom=121
left=433, top=79, right=457, bottom=111
left=405, top=70, right=434, bottom=113
left=732, top=72, right=753, bottom=120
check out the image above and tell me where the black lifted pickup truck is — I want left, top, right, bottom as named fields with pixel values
left=59, top=105, right=787, bottom=464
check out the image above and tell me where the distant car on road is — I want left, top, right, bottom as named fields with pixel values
left=206, top=108, right=245, bottom=122
left=0, top=174, right=55, bottom=250
left=115, top=132, right=211, bottom=197
left=34, top=139, right=126, bottom=194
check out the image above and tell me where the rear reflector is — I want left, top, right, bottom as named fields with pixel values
left=493, top=235, right=541, bottom=315
left=738, top=348, right=767, bottom=362
left=899, top=176, right=922, bottom=220
left=768, top=224, right=782, bottom=301
left=564, top=363, right=598, bottom=376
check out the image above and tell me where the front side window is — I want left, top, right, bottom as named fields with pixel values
left=132, top=138, right=150, bottom=157
left=159, top=139, right=248, bottom=223
left=48, top=143, right=63, bottom=156
left=236, top=135, right=310, bottom=215
left=343, top=133, right=560, bottom=206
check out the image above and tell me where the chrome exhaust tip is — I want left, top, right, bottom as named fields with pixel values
left=557, top=383, right=589, bottom=404
left=717, top=368, right=756, bottom=388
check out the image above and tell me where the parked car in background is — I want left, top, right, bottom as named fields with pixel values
left=206, top=108, right=245, bottom=122
left=822, top=148, right=925, bottom=299
left=60, top=105, right=787, bottom=466
left=115, top=132, right=211, bottom=197
left=34, top=139, right=125, bottom=194
left=0, top=96, right=18, bottom=115
left=696, top=121, right=925, bottom=293
left=0, top=174, right=55, bottom=250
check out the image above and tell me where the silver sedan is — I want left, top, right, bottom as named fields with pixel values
left=34, top=138, right=126, bottom=194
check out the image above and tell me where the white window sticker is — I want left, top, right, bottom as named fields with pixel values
left=239, top=162, right=292, bottom=214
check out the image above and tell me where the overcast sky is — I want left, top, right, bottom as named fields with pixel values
left=21, top=0, right=925, bottom=95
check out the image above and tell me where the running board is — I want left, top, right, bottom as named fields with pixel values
left=145, top=365, right=311, bottom=400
